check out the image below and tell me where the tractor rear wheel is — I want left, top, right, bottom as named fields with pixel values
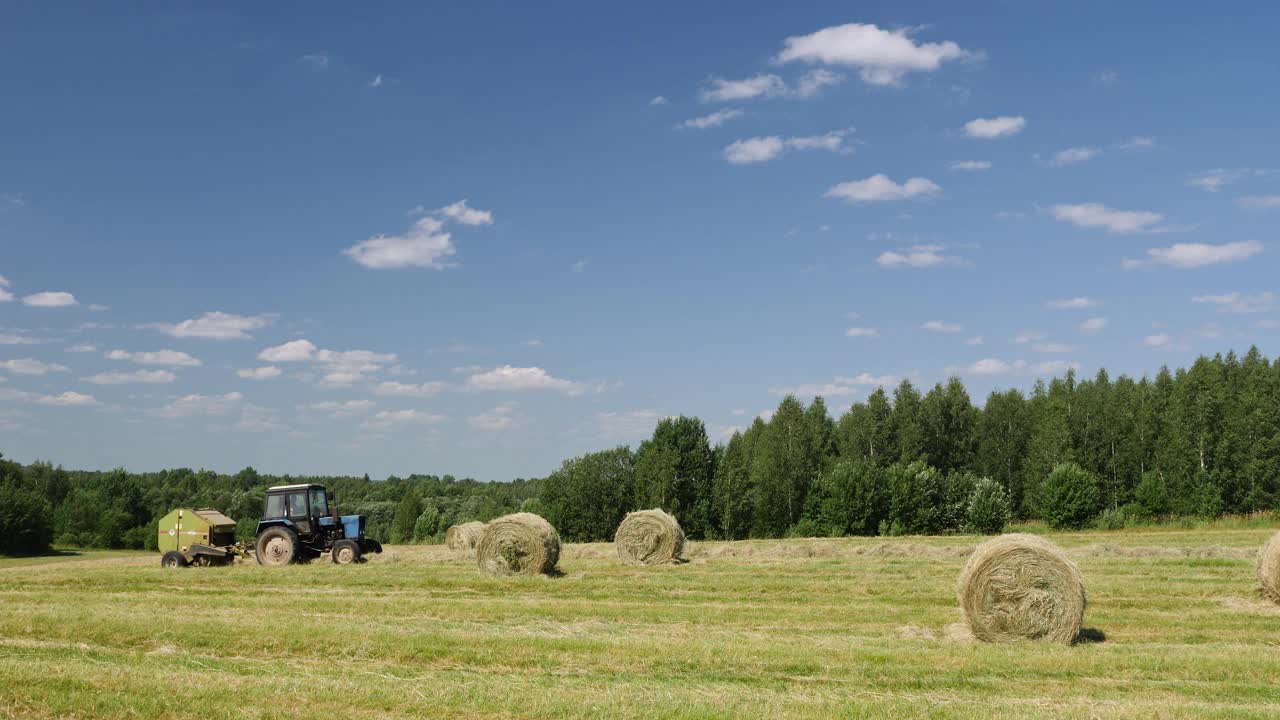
left=331, top=539, right=361, bottom=565
left=256, top=526, right=300, bottom=566
left=161, top=551, right=187, bottom=569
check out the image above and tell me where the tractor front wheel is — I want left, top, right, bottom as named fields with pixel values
left=161, top=551, right=187, bottom=569
left=256, top=526, right=300, bottom=566
left=331, top=539, right=361, bottom=565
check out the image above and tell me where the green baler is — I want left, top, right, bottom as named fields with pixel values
left=157, top=508, right=250, bottom=568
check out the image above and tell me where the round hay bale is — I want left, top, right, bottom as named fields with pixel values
left=957, top=533, right=1086, bottom=644
left=475, top=513, right=560, bottom=577
left=445, top=521, right=486, bottom=552
left=614, top=509, right=685, bottom=566
left=1258, top=531, right=1280, bottom=604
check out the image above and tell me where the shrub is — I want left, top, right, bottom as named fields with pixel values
left=965, top=478, right=1011, bottom=535
left=787, top=518, right=825, bottom=539
left=1039, top=463, right=1101, bottom=530
left=1133, top=471, right=1170, bottom=517
left=413, top=507, right=442, bottom=543
left=0, top=487, right=53, bottom=555
left=814, top=461, right=886, bottom=536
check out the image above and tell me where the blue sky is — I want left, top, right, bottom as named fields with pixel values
left=1, top=2, right=1277, bottom=479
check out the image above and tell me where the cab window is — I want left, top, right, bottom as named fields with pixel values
left=309, top=487, right=328, bottom=516
left=286, top=491, right=308, bottom=518
left=264, top=494, right=286, bottom=519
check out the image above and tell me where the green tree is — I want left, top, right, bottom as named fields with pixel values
left=634, top=416, right=714, bottom=538
left=390, top=492, right=423, bottom=544
left=812, top=460, right=887, bottom=536
left=965, top=477, right=1011, bottom=535
left=712, top=424, right=758, bottom=540
left=750, top=396, right=811, bottom=537
left=920, top=378, right=978, bottom=473
left=1039, top=463, right=1101, bottom=530
left=0, top=486, right=53, bottom=555
left=976, top=388, right=1029, bottom=509
left=540, top=447, right=635, bottom=542
left=413, top=506, right=441, bottom=543
left=891, top=380, right=926, bottom=464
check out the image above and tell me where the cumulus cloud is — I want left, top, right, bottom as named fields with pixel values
left=257, top=339, right=396, bottom=386
left=371, top=380, right=448, bottom=398
left=468, top=402, right=521, bottom=431
left=1046, top=146, right=1102, bottom=166
left=22, top=291, right=78, bottom=308
left=596, top=409, right=666, bottom=438
left=83, top=369, right=176, bottom=385
left=1186, top=168, right=1266, bottom=192
left=105, top=349, right=201, bottom=367
left=343, top=215, right=455, bottom=270
left=724, top=129, right=852, bottom=164
left=775, top=23, right=971, bottom=86
left=463, top=365, right=589, bottom=395
left=949, top=160, right=991, bottom=171
left=876, top=244, right=967, bottom=268
left=361, top=409, right=447, bottom=429
left=0, top=332, right=47, bottom=345
left=1033, top=360, right=1082, bottom=375
left=437, top=199, right=494, bottom=226
left=962, top=116, right=1026, bottom=139
left=678, top=108, right=743, bottom=129
left=1144, top=333, right=1172, bottom=348
left=237, top=366, right=282, bottom=380
left=794, top=69, right=844, bottom=97
left=1124, top=240, right=1263, bottom=269
left=65, top=343, right=97, bottom=353
left=1079, top=317, right=1109, bottom=334
left=1014, top=330, right=1047, bottom=344
left=946, top=358, right=1022, bottom=376
left=825, top=174, right=941, bottom=203
left=152, top=311, right=273, bottom=340
left=1032, top=342, right=1077, bottom=353
left=845, top=327, right=880, bottom=338
left=922, top=320, right=963, bottom=333
left=1192, top=291, right=1276, bottom=314
left=1118, top=136, right=1157, bottom=151
left=1050, top=203, right=1165, bottom=234
left=963, top=336, right=984, bottom=346
left=0, top=358, right=68, bottom=375
left=306, top=400, right=375, bottom=419
left=1237, top=195, right=1280, bottom=209
left=0, top=275, right=12, bottom=302
left=1047, top=297, right=1100, bottom=310
left=150, top=392, right=244, bottom=419
left=258, top=339, right=317, bottom=362
left=700, top=74, right=787, bottom=102
left=649, top=95, right=668, bottom=106
left=36, top=391, right=99, bottom=407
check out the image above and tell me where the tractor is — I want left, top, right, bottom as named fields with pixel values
left=254, top=483, right=383, bottom=565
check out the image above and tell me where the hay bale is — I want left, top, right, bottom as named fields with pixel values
left=614, top=509, right=685, bottom=566
left=1258, top=531, right=1280, bottom=604
left=957, top=533, right=1086, bottom=644
left=445, top=521, right=486, bottom=552
left=475, top=513, right=560, bottom=576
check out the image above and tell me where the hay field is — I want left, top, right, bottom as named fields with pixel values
left=2, top=527, right=1279, bottom=719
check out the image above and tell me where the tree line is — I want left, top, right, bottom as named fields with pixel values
left=1, top=347, right=1278, bottom=555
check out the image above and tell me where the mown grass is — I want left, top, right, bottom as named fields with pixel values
left=2, top=528, right=1279, bottom=719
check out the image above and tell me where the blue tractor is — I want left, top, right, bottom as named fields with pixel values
left=254, top=483, right=383, bottom=565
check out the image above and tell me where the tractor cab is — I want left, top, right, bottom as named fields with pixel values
left=255, top=483, right=382, bottom=566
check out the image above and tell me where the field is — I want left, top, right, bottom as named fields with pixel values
left=2, top=527, right=1279, bottom=719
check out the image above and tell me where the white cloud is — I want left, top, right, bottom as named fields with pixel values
left=775, top=23, right=971, bottom=86
left=1079, top=317, right=1109, bottom=334
left=463, top=365, right=587, bottom=395
left=83, top=369, right=176, bottom=385
left=1047, top=297, right=1100, bottom=310
left=437, top=199, right=494, bottom=226
left=0, top=332, right=47, bottom=345
left=153, top=311, right=273, bottom=340
left=835, top=372, right=900, bottom=388
left=469, top=402, right=520, bottom=431
left=300, top=52, right=329, bottom=68
left=88, top=304, right=109, bottom=312
left=1051, top=203, right=1164, bottom=234
left=522, top=339, right=544, bottom=348
left=962, top=116, right=1026, bottom=139
left=877, top=244, right=966, bottom=268
left=65, top=343, right=97, bottom=353
left=700, top=74, right=787, bottom=102
left=105, top=349, right=201, bottom=367
left=1125, top=240, right=1263, bottom=269
left=794, top=69, right=844, bottom=97
left=1118, top=136, right=1156, bottom=151
left=1238, top=195, right=1280, bottom=209
left=1096, top=70, right=1119, bottom=85
left=769, top=382, right=859, bottom=398
left=922, top=320, right=963, bottom=333
left=1033, top=360, right=1082, bottom=375
left=258, top=339, right=317, bottom=362
left=1014, top=330, right=1047, bottom=344
left=947, top=358, right=1023, bottom=376
left=37, top=391, right=99, bottom=407
left=22, top=291, right=78, bottom=308
left=1186, top=168, right=1266, bottom=192
left=845, top=327, right=880, bottom=338
left=1032, top=342, right=1076, bottom=353
left=237, top=366, right=282, bottom=380
left=1144, top=333, right=1172, bottom=348
left=343, top=215, right=455, bottom=270
left=963, top=336, right=984, bottom=346
left=151, top=392, right=244, bottom=419
left=1046, top=146, right=1101, bottom=166
left=1192, top=291, right=1276, bottom=314
left=361, top=409, right=447, bottom=429
left=596, top=409, right=664, bottom=438
left=649, top=95, right=668, bottom=106
left=0, top=275, right=11, bottom=302
left=724, top=129, right=852, bottom=164
left=678, top=108, right=743, bottom=130
left=371, top=380, right=447, bottom=398
left=307, top=400, right=375, bottom=418
left=571, top=259, right=588, bottom=273
left=949, top=160, right=991, bottom=171
left=0, top=358, right=68, bottom=375
left=826, top=174, right=941, bottom=203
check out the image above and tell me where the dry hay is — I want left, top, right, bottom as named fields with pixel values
left=614, top=509, right=685, bottom=566
left=957, top=533, right=1086, bottom=644
left=445, top=521, right=486, bottom=552
left=1258, top=530, right=1280, bottom=604
left=475, top=512, right=561, bottom=577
